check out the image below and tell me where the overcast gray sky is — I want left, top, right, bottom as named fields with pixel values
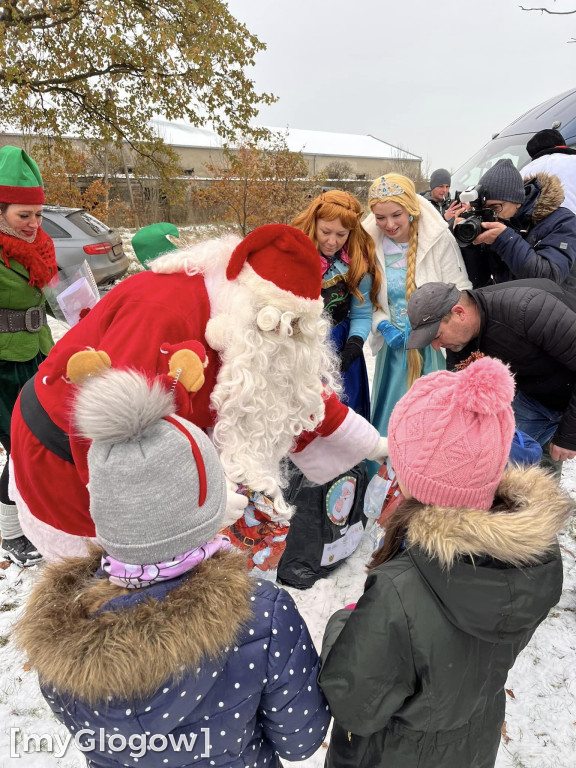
left=226, top=0, right=576, bottom=176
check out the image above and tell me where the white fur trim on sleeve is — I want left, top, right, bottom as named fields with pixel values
left=289, top=409, right=380, bottom=484
left=11, top=470, right=95, bottom=561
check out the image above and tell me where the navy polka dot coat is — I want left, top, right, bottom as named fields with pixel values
left=16, top=550, right=330, bottom=768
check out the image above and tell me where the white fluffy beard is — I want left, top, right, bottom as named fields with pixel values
left=210, top=283, right=340, bottom=516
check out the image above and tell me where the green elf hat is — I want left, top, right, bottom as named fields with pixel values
left=0, top=145, right=45, bottom=205
left=131, top=222, right=179, bottom=269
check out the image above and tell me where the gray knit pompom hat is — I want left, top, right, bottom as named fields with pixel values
left=74, top=369, right=226, bottom=564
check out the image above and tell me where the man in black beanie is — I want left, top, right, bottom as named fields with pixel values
left=454, top=158, right=576, bottom=310
left=420, top=168, right=465, bottom=225
left=521, top=129, right=576, bottom=214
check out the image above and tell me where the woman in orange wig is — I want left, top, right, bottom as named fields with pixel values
left=293, top=189, right=381, bottom=418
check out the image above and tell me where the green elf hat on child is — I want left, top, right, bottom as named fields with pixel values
left=0, top=145, right=45, bottom=205
left=132, top=222, right=179, bottom=269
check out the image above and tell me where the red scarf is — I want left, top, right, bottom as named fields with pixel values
left=0, top=227, right=58, bottom=288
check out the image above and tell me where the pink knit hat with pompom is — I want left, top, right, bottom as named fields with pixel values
left=388, top=356, right=516, bottom=510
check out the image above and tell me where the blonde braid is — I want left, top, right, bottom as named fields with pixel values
left=405, top=218, right=422, bottom=388
left=368, top=174, right=424, bottom=388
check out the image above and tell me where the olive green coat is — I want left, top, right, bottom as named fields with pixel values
left=319, top=467, right=570, bottom=768
left=0, top=254, right=53, bottom=362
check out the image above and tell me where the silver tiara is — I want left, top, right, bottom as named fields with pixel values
left=369, top=179, right=405, bottom=199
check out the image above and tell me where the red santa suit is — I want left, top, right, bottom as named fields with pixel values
left=10, top=225, right=387, bottom=559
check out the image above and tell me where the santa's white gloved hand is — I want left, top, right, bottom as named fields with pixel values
left=221, top=478, right=249, bottom=529
left=366, top=436, right=389, bottom=464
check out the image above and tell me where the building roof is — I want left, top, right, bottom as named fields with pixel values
left=151, top=119, right=421, bottom=161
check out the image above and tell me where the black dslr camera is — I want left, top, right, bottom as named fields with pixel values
left=453, top=185, right=496, bottom=245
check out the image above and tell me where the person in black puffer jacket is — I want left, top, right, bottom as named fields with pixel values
left=405, top=278, right=576, bottom=471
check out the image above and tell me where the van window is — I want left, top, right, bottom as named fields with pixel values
left=452, top=134, right=532, bottom=193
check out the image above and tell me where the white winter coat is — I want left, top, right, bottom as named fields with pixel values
left=521, top=154, right=576, bottom=214
left=363, top=195, right=471, bottom=354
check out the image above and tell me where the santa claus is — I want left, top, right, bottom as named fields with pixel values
left=10, top=224, right=388, bottom=560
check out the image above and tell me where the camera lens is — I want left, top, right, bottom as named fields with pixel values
left=454, top=217, right=482, bottom=245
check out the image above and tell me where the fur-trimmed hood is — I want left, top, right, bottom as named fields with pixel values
left=405, top=465, right=572, bottom=568
left=520, top=172, right=565, bottom=223
left=404, top=466, right=571, bottom=643
left=15, top=548, right=253, bottom=705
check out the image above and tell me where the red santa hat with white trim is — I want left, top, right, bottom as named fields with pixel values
left=226, top=223, right=323, bottom=316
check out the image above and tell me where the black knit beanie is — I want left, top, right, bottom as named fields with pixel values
left=526, top=129, right=566, bottom=160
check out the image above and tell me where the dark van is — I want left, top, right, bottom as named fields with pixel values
left=452, top=88, right=576, bottom=192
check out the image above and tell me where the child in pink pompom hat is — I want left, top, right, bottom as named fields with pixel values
left=387, top=354, right=516, bottom=510
left=320, top=356, right=572, bottom=768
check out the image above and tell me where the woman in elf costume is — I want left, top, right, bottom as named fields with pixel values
left=0, top=145, right=58, bottom=567
left=293, top=190, right=381, bottom=419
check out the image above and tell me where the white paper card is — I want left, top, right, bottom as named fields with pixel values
left=321, top=521, right=364, bottom=567
left=56, top=277, right=99, bottom=326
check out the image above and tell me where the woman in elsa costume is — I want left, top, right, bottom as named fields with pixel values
left=362, top=174, right=471, bottom=474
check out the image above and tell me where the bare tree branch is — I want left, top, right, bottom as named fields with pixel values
left=519, top=5, right=576, bottom=14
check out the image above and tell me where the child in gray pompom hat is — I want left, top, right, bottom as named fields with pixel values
left=15, top=367, right=330, bottom=768
left=75, top=368, right=227, bottom=566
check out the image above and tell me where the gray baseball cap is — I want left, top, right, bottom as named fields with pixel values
left=406, top=282, right=461, bottom=349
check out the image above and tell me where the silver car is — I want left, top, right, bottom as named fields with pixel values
left=41, top=206, right=130, bottom=285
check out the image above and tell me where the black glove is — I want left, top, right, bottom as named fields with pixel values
left=340, top=335, right=364, bottom=372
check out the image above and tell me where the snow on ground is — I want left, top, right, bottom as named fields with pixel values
left=0, top=228, right=575, bottom=767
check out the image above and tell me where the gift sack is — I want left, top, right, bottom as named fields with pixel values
left=276, top=461, right=368, bottom=590
left=222, top=486, right=289, bottom=583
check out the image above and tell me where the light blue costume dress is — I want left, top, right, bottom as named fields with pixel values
left=322, top=252, right=373, bottom=419
left=370, top=238, right=445, bottom=436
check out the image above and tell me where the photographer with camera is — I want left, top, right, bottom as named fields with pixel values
left=453, top=158, right=576, bottom=309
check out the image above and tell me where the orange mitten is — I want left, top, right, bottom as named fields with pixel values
left=161, top=341, right=208, bottom=393
left=66, top=349, right=112, bottom=384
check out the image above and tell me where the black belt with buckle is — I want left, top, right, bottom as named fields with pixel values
left=19, top=375, right=74, bottom=464
left=0, top=306, right=47, bottom=333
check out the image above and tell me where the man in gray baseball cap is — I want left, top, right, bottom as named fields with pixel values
left=406, top=282, right=462, bottom=349
left=406, top=278, right=576, bottom=469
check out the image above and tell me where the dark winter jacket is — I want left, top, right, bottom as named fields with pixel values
left=419, top=189, right=452, bottom=219
left=16, top=549, right=330, bottom=768
left=461, top=173, right=576, bottom=310
left=319, top=466, right=570, bottom=768
left=451, top=279, right=576, bottom=450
